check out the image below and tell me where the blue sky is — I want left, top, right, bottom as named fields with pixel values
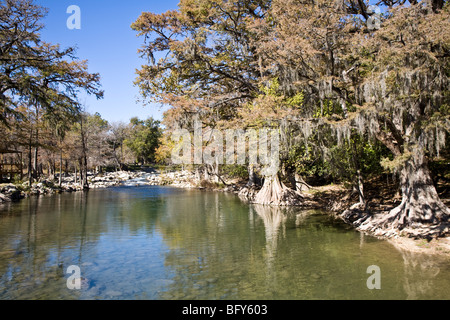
left=36, top=0, right=180, bottom=124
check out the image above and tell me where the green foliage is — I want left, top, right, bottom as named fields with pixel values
left=0, top=0, right=103, bottom=125
left=312, top=99, right=351, bottom=118
left=259, top=78, right=280, bottom=96
left=327, top=133, right=389, bottom=183
left=221, top=164, right=249, bottom=180
left=285, top=143, right=328, bottom=178
left=259, top=78, right=304, bottom=108
left=313, top=100, right=333, bottom=118
left=125, top=117, right=162, bottom=164
left=87, top=112, right=109, bottom=131
left=199, top=179, right=224, bottom=189
left=286, top=93, right=304, bottom=109
left=11, top=174, right=23, bottom=185
left=284, top=130, right=390, bottom=186
left=380, top=152, right=412, bottom=173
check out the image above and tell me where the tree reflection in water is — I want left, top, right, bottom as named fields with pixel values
left=1, top=187, right=450, bottom=299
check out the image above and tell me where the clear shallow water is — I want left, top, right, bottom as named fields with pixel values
left=0, top=186, right=449, bottom=300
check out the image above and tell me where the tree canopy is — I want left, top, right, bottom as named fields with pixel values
left=0, top=0, right=103, bottom=126
left=134, top=0, right=450, bottom=237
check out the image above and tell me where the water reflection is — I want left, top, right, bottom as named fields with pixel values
left=157, top=193, right=450, bottom=300
left=251, top=205, right=299, bottom=267
left=388, top=243, right=450, bottom=300
left=0, top=186, right=449, bottom=300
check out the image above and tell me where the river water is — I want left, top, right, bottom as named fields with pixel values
left=0, top=185, right=449, bottom=300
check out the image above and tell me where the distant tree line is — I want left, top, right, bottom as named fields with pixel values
left=0, top=109, right=162, bottom=185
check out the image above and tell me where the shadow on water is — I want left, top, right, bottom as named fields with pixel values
left=0, top=186, right=449, bottom=299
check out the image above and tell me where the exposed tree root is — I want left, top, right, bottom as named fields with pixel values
left=238, top=185, right=259, bottom=202
left=252, top=174, right=303, bottom=206
left=340, top=199, right=450, bottom=239
left=341, top=148, right=450, bottom=240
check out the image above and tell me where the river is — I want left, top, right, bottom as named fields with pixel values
left=0, top=185, right=449, bottom=300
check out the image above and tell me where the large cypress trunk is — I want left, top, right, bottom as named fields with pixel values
left=253, top=174, right=302, bottom=206
left=386, top=150, right=449, bottom=227
left=254, top=174, right=285, bottom=205
left=358, top=147, right=450, bottom=237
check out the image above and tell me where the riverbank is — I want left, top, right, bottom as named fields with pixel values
left=303, top=181, right=450, bottom=256
left=2, top=169, right=450, bottom=256
left=0, top=171, right=148, bottom=202
left=151, top=171, right=450, bottom=255
left=0, top=169, right=207, bottom=203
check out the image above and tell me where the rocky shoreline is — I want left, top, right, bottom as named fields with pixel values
left=0, top=170, right=216, bottom=203
left=0, top=169, right=308, bottom=205
left=0, top=171, right=151, bottom=203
